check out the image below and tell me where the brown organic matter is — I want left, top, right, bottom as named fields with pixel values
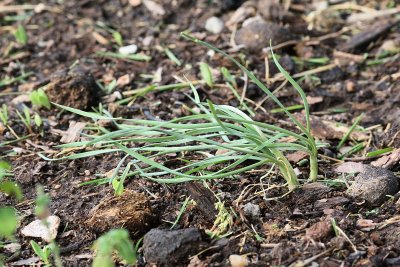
left=86, top=190, right=156, bottom=235
left=46, top=67, right=99, bottom=110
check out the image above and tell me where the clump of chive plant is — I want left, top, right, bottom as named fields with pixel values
left=41, top=35, right=319, bottom=191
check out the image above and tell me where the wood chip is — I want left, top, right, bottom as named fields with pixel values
left=60, top=121, right=86, bottom=143
left=143, top=0, right=165, bottom=17
left=371, top=148, right=400, bottom=169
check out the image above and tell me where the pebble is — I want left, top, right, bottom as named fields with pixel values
left=118, top=44, right=138, bottom=54
left=242, top=203, right=260, bottom=219
left=143, top=228, right=204, bottom=266
left=205, top=16, right=224, bottom=34
left=21, top=216, right=60, bottom=242
left=229, top=254, right=249, bottom=267
left=235, top=20, right=293, bottom=51
left=347, top=166, right=399, bottom=206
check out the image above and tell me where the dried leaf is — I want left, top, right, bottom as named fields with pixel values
left=143, top=0, right=165, bottom=17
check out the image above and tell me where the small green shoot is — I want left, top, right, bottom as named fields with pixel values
left=13, top=25, right=28, bottom=45
left=0, top=207, right=18, bottom=240
left=29, top=88, right=51, bottom=109
left=164, top=47, right=182, bottom=66
left=0, top=104, right=8, bottom=126
left=170, top=196, right=193, bottom=229
left=330, top=218, right=357, bottom=252
left=30, top=240, right=51, bottom=266
left=34, top=113, right=43, bottom=127
left=92, top=229, right=137, bottom=267
left=366, top=147, right=393, bottom=157
left=16, top=106, right=32, bottom=133
left=97, top=79, right=117, bottom=94
left=337, top=113, right=364, bottom=150
left=200, top=62, right=214, bottom=87
left=112, top=163, right=131, bottom=196
left=112, top=31, right=123, bottom=46
left=271, top=104, right=304, bottom=114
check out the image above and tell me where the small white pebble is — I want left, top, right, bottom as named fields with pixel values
left=205, top=16, right=224, bottom=34
left=229, top=254, right=249, bottom=267
left=84, top=170, right=91, bottom=176
left=118, top=44, right=138, bottom=55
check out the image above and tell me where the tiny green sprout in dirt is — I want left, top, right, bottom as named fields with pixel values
left=15, top=106, right=33, bottom=133
left=31, top=186, right=62, bottom=267
left=164, top=47, right=182, bottom=66
left=112, top=31, right=123, bottom=46
left=96, top=79, right=117, bottom=94
left=29, top=88, right=51, bottom=109
left=30, top=241, right=52, bottom=267
left=13, top=25, right=28, bottom=45
left=200, top=62, right=214, bottom=87
left=0, top=104, right=9, bottom=126
left=41, top=35, right=320, bottom=191
left=92, top=229, right=138, bottom=267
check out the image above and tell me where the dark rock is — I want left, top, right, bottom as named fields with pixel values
left=347, top=166, right=399, bottom=206
left=319, top=66, right=345, bottom=83
left=46, top=67, right=99, bottom=110
left=221, top=0, right=246, bottom=11
left=143, top=228, right=206, bottom=266
left=235, top=20, right=293, bottom=51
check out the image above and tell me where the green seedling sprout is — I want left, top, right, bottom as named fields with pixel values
left=200, top=62, right=214, bottom=87
left=0, top=104, right=8, bottom=126
left=30, top=88, right=51, bottom=109
left=366, top=147, right=393, bottom=157
left=337, top=113, right=364, bottom=150
left=41, top=35, right=320, bottom=191
left=112, top=31, right=123, bottom=46
left=164, top=47, right=182, bottom=66
left=13, top=25, right=28, bottom=45
left=92, top=229, right=137, bottom=267
left=181, top=33, right=318, bottom=181
left=16, top=106, right=32, bottom=133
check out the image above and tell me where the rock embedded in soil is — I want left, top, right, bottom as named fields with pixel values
left=45, top=67, right=99, bottom=110
left=229, top=254, right=249, bottom=267
left=242, top=203, right=260, bottom=219
left=235, top=20, right=293, bottom=51
left=205, top=16, right=224, bottom=34
left=21, top=215, right=60, bottom=242
left=86, top=190, right=155, bottom=235
left=143, top=228, right=205, bottom=266
left=347, top=166, right=399, bottom=206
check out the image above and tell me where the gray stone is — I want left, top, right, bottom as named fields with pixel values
left=347, top=166, right=399, bottom=206
left=235, top=20, right=293, bottom=51
left=242, top=203, right=260, bottom=219
left=205, top=16, right=224, bottom=34
left=143, top=228, right=205, bottom=266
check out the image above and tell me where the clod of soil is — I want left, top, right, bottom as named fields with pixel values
left=347, top=166, right=399, bottom=206
left=235, top=20, right=293, bottom=51
left=86, top=190, right=155, bottom=235
left=305, top=219, right=333, bottom=241
left=143, top=228, right=206, bottom=266
left=45, top=67, right=99, bottom=110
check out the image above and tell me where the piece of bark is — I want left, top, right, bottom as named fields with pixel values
left=186, top=182, right=217, bottom=221
left=339, top=19, right=400, bottom=52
